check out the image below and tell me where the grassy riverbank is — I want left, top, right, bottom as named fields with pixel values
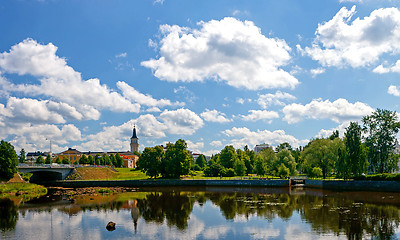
left=0, top=183, right=47, bottom=201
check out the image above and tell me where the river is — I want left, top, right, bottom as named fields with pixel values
left=1, top=186, right=400, bottom=239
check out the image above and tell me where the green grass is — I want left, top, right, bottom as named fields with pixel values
left=111, top=168, right=149, bottom=180
left=0, top=183, right=47, bottom=200
left=183, top=171, right=281, bottom=180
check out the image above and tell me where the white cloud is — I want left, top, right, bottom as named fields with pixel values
left=257, top=91, right=296, bottom=109
left=301, top=6, right=400, bottom=69
left=282, top=98, right=374, bottom=124
left=388, top=85, right=400, bottom=96
left=210, top=140, right=223, bottom=147
left=186, top=140, right=204, bottom=153
left=316, top=121, right=351, bottom=138
left=141, top=17, right=299, bottom=90
left=200, top=109, right=231, bottom=123
left=117, top=81, right=184, bottom=108
left=240, top=110, right=279, bottom=122
left=146, top=107, right=162, bottom=112
left=115, top=52, right=127, bottom=58
left=310, top=67, right=326, bottom=77
left=222, top=127, right=308, bottom=149
left=153, top=0, right=164, bottom=4
left=0, top=39, right=140, bottom=114
left=2, top=123, right=82, bottom=152
left=373, top=60, right=400, bottom=74
left=159, top=108, right=204, bottom=135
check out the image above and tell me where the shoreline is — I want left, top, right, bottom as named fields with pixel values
left=39, top=178, right=400, bottom=192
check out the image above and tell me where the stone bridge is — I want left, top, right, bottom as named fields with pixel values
left=18, top=165, right=75, bottom=182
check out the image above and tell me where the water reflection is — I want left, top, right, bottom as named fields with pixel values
left=1, top=187, right=400, bottom=239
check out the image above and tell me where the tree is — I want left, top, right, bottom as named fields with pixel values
left=138, top=146, right=164, bottom=178
left=79, top=154, right=88, bottom=165
left=329, top=130, right=339, bottom=140
left=234, top=158, right=247, bottom=176
left=109, top=154, right=116, bottom=166
left=237, top=149, right=252, bottom=174
left=336, top=122, right=368, bottom=179
left=254, top=155, right=267, bottom=176
left=88, top=155, right=95, bottom=165
left=94, top=154, right=101, bottom=165
left=276, top=149, right=297, bottom=176
left=45, top=154, right=52, bottom=164
left=36, top=155, right=44, bottom=164
left=363, top=109, right=400, bottom=173
left=257, top=148, right=277, bottom=176
left=275, top=142, right=293, bottom=152
left=0, top=140, right=18, bottom=181
left=115, top=153, right=123, bottom=167
left=277, top=163, right=290, bottom=179
left=62, top=156, right=70, bottom=164
left=18, top=149, right=26, bottom=163
left=55, top=156, right=61, bottom=164
left=195, top=154, right=207, bottom=170
left=103, top=154, right=110, bottom=165
left=219, top=145, right=237, bottom=169
left=301, top=138, right=342, bottom=179
left=163, top=139, right=191, bottom=178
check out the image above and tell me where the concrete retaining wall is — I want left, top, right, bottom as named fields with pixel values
left=305, top=179, right=400, bottom=192
left=49, top=179, right=290, bottom=188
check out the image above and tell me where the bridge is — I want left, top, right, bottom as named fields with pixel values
left=18, top=164, right=75, bottom=183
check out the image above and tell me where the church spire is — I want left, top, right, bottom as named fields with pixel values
left=132, top=125, right=137, bottom=139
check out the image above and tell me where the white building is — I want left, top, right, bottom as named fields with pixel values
left=254, top=144, right=273, bottom=154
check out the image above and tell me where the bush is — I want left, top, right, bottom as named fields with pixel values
left=19, top=172, right=32, bottom=182
left=278, top=163, right=290, bottom=179
left=311, top=167, right=323, bottom=178
left=353, top=173, right=400, bottom=181
left=221, top=168, right=235, bottom=177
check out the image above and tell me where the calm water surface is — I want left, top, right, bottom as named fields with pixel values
left=1, top=186, right=400, bottom=240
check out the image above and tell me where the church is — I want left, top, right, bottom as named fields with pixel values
left=53, top=125, right=140, bottom=168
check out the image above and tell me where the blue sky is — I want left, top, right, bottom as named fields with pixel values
left=1, top=0, right=400, bottom=155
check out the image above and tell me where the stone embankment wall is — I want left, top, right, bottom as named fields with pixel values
left=306, top=179, right=400, bottom=192
left=50, top=179, right=290, bottom=188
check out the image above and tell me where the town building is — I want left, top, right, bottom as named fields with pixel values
left=130, top=125, right=139, bottom=153
left=254, top=144, right=273, bottom=154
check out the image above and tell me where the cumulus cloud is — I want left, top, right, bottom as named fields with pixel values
left=240, top=110, right=279, bottom=122
left=117, top=81, right=184, bottom=108
left=2, top=123, right=82, bottom=152
left=310, top=68, right=326, bottom=77
left=186, top=140, right=204, bottom=153
left=316, top=121, right=351, bottom=138
left=301, top=6, right=400, bottom=69
left=210, top=140, right=223, bottom=147
left=388, top=85, right=400, bottom=96
left=159, top=108, right=204, bottom=135
left=222, top=127, right=308, bottom=149
left=78, top=109, right=204, bottom=151
left=0, top=38, right=140, bottom=114
left=282, top=98, right=374, bottom=124
left=141, top=17, right=299, bottom=90
left=200, top=109, right=231, bottom=123
left=257, top=91, right=296, bottom=109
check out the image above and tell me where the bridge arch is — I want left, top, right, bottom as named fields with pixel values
left=29, top=171, right=63, bottom=183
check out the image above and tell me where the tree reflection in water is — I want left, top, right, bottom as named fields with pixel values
left=1, top=188, right=400, bottom=239
left=0, top=198, right=18, bottom=232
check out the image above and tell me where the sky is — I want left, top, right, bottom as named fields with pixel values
left=1, top=0, right=400, bottom=156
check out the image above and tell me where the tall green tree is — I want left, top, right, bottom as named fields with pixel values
left=195, top=154, right=207, bottom=170
left=275, top=142, right=293, bottom=152
left=36, top=155, right=44, bottom=164
left=109, top=154, right=116, bottom=166
left=45, top=154, right=52, bottom=164
left=276, top=149, right=297, bottom=176
left=219, top=145, right=237, bottom=169
left=163, top=139, right=191, bottom=178
left=301, top=138, right=342, bottom=179
left=257, top=148, right=277, bottom=176
left=94, top=154, right=101, bottom=165
left=88, top=155, right=95, bottom=165
left=138, top=146, right=164, bottom=178
left=79, top=154, right=88, bottom=165
left=336, top=122, right=368, bottom=179
left=115, top=153, right=123, bottom=167
left=62, top=156, right=70, bottom=164
left=55, top=156, right=61, bottom=164
left=254, top=155, right=267, bottom=176
left=18, top=149, right=26, bottom=163
left=0, top=140, right=18, bottom=181
left=233, top=158, right=247, bottom=176
left=363, top=109, right=400, bottom=173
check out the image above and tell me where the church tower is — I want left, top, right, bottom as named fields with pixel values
left=130, top=125, right=139, bottom=153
